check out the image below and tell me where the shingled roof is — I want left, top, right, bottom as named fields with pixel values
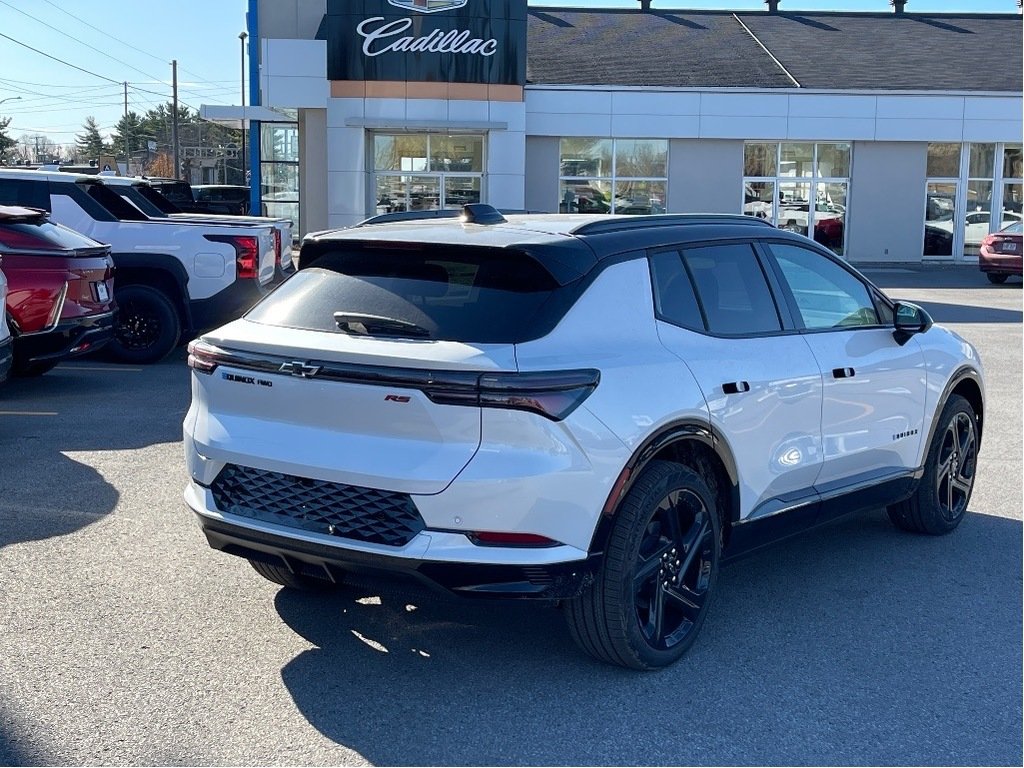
left=526, top=8, right=1023, bottom=91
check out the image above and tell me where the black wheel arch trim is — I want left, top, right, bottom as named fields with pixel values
left=589, top=419, right=741, bottom=554
left=109, top=252, right=193, bottom=328
left=925, top=365, right=984, bottom=456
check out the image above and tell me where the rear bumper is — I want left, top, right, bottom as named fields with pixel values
left=0, top=336, right=12, bottom=383
left=978, top=249, right=1023, bottom=275
left=185, top=481, right=596, bottom=601
left=196, top=510, right=597, bottom=601
left=14, top=311, right=115, bottom=364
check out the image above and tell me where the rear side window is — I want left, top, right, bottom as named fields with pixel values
left=649, top=250, right=703, bottom=331
left=138, top=186, right=180, bottom=213
left=0, top=179, right=50, bottom=210
left=681, top=243, right=782, bottom=335
left=247, top=245, right=565, bottom=344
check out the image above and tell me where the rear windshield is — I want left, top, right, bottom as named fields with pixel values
left=1002, top=221, right=1022, bottom=235
left=83, top=183, right=148, bottom=221
left=114, top=186, right=167, bottom=218
left=246, top=245, right=567, bottom=343
left=0, top=220, right=105, bottom=251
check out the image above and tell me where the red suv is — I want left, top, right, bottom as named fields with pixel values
left=0, top=206, right=116, bottom=376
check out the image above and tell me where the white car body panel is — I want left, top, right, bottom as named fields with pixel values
left=800, top=329, right=927, bottom=489
left=660, top=324, right=824, bottom=520
left=0, top=268, right=9, bottom=346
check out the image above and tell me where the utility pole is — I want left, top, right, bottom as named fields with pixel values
left=239, top=31, right=247, bottom=186
left=171, top=59, right=180, bottom=179
left=123, top=81, right=129, bottom=174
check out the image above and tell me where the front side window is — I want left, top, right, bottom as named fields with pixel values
left=559, top=138, right=668, bottom=215
left=681, top=243, right=782, bottom=336
left=743, top=142, right=850, bottom=256
left=768, top=243, right=878, bottom=330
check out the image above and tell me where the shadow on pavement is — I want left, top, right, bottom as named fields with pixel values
left=907, top=301, right=1022, bottom=324
left=864, top=267, right=1020, bottom=292
left=0, top=352, right=189, bottom=550
left=276, top=508, right=1022, bottom=766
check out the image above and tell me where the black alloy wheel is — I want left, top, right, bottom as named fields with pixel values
left=934, top=410, right=977, bottom=524
left=108, top=285, right=180, bottom=364
left=633, top=488, right=715, bottom=651
left=888, top=394, right=978, bottom=535
left=565, top=460, right=721, bottom=669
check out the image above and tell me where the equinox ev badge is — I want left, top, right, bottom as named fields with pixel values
left=279, top=361, right=323, bottom=378
left=387, top=0, right=468, bottom=12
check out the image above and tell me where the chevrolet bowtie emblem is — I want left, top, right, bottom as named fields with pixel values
left=279, top=361, right=322, bottom=378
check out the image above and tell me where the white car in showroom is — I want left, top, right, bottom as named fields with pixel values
left=183, top=205, right=984, bottom=669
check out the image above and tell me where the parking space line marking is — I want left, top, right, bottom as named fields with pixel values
left=0, top=410, right=58, bottom=416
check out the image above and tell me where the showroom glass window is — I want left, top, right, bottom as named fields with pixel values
left=743, top=142, right=850, bottom=256
left=373, top=133, right=484, bottom=213
left=559, top=138, right=668, bottom=215
left=260, top=123, right=299, bottom=227
left=923, top=142, right=1022, bottom=261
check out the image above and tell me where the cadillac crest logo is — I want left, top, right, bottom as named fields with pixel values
left=387, top=0, right=469, bottom=12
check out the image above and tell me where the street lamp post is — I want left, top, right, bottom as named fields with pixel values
left=0, top=96, right=23, bottom=107
left=239, top=31, right=247, bottom=188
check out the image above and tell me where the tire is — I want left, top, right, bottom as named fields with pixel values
left=248, top=559, right=337, bottom=591
left=888, top=394, right=978, bottom=535
left=986, top=273, right=1009, bottom=284
left=565, top=460, right=721, bottom=670
left=107, top=285, right=181, bottom=364
left=11, top=359, right=59, bottom=377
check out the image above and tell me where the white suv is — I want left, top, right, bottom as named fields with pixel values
left=183, top=206, right=984, bottom=669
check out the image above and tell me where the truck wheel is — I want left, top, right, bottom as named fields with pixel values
left=888, top=394, right=978, bottom=535
left=565, top=460, right=721, bottom=670
left=986, top=273, right=1008, bottom=284
left=108, top=285, right=181, bottom=364
left=249, top=559, right=337, bottom=591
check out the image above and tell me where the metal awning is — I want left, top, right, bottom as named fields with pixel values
left=199, top=105, right=298, bottom=128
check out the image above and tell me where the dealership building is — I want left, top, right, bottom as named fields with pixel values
left=204, top=0, right=1023, bottom=264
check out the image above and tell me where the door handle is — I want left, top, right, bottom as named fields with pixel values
left=722, top=381, right=751, bottom=394
left=832, top=367, right=856, bottom=379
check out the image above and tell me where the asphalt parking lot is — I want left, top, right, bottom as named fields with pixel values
left=0, top=267, right=1020, bottom=766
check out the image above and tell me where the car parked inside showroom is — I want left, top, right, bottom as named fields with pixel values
left=0, top=205, right=115, bottom=376
left=979, top=220, right=1023, bottom=284
left=183, top=205, right=984, bottom=669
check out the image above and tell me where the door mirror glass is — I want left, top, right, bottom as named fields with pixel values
left=893, top=301, right=933, bottom=336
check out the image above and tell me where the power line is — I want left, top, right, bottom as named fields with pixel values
left=0, top=31, right=121, bottom=84
left=0, top=0, right=169, bottom=86
left=37, top=0, right=226, bottom=89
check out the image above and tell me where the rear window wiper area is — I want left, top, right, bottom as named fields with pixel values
left=333, top=312, right=431, bottom=339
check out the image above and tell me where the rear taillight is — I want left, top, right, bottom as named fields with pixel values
left=186, top=339, right=220, bottom=374
left=46, top=281, right=69, bottom=329
left=205, top=234, right=259, bottom=279
left=273, top=229, right=282, bottom=267
left=426, top=369, right=600, bottom=422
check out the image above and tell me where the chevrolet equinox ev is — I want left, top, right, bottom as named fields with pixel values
left=183, top=206, right=984, bottom=670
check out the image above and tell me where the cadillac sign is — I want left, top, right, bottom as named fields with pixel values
left=388, top=0, right=469, bottom=12
left=316, top=0, right=526, bottom=85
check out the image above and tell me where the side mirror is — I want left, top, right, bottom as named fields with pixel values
left=893, top=301, right=933, bottom=345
